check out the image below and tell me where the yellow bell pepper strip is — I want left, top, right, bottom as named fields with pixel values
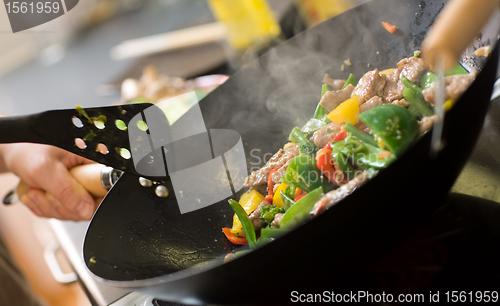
left=326, top=95, right=360, bottom=125
left=281, top=187, right=324, bottom=230
left=379, top=68, right=396, bottom=75
left=230, top=189, right=265, bottom=234
left=228, top=199, right=257, bottom=249
left=316, top=148, right=346, bottom=186
left=222, top=228, right=248, bottom=245
left=272, top=183, right=287, bottom=207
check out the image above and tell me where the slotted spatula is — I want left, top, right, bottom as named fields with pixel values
left=0, top=103, right=162, bottom=179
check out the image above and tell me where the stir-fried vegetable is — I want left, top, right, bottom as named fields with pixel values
left=222, top=55, right=477, bottom=256
left=282, top=155, right=333, bottom=193
left=281, top=187, right=324, bottom=230
left=359, top=104, right=419, bottom=157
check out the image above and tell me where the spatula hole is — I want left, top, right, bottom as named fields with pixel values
left=116, top=147, right=131, bottom=159
left=115, top=119, right=127, bottom=131
left=137, top=120, right=148, bottom=131
left=72, top=117, right=84, bottom=128
left=94, top=120, right=105, bottom=129
left=75, top=138, right=86, bottom=149
left=96, top=143, right=109, bottom=155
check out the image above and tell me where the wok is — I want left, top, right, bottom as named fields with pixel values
left=83, top=0, right=500, bottom=304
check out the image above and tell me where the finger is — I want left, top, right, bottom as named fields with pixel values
left=23, top=189, right=63, bottom=220
left=38, top=163, right=96, bottom=220
left=46, top=192, right=82, bottom=221
left=20, top=192, right=44, bottom=218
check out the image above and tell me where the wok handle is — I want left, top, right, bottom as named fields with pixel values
left=421, top=0, right=499, bottom=71
left=0, top=114, right=50, bottom=144
left=16, top=164, right=109, bottom=204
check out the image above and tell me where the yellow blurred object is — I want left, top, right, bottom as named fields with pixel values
left=295, top=0, right=354, bottom=27
left=230, top=189, right=265, bottom=234
left=327, top=95, right=360, bottom=125
left=273, top=183, right=288, bottom=207
left=207, top=0, right=282, bottom=51
left=379, top=68, right=396, bottom=75
left=444, top=99, right=455, bottom=111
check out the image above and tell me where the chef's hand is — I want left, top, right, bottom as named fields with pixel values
left=0, top=143, right=97, bottom=221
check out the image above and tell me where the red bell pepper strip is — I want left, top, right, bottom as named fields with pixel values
left=295, top=193, right=307, bottom=201
left=316, top=148, right=347, bottom=186
left=267, top=167, right=281, bottom=196
left=222, top=228, right=248, bottom=245
left=265, top=195, right=273, bottom=204
left=332, top=128, right=348, bottom=142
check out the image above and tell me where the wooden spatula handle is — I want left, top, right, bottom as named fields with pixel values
left=421, top=0, right=498, bottom=71
left=17, top=164, right=109, bottom=201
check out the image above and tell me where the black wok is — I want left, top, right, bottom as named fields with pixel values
left=83, top=0, right=500, bottom=304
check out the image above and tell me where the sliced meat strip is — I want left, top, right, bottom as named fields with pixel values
left=397, top=56, right=427, bottom=83
left=244, top=143, right=300, bottom=188
left=419, top=115, right=438, bottom=134
left=352, top=69, right=386, bottom=104
left=383, top=67, right=405, bottom=102
left=310, top=171, right=369, bottom=216
left=319, top=84, right=354, bottom=112
left=323, top=73, right=346, bottom=91
left=248, top=201, right=271, bottom=231
left=360, top=96, right=383, bottom=113
left=270, top=213, right=284, bottom=229
left=383, top=57, right=427, bottom=103
left=392, top=98, right=409, bottom=108
left=310, top=121, right=343, bottom=148
left=422, top=72, right=478, bottom=105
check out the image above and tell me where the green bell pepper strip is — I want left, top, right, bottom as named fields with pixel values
left=402, top=88, right=434, bottom=117
left=228, top=199, right=257, bottom=250
left=331, top=136, right=396, bottom=169
left=282, top=155, right=333, bottom=193
left=343, top=122, right=378, bottom=147
left=331, top=148, right=355, bottom=180
left=281, top=187, right=324, bottom=230
left=342, top=73, right=356, bottom=89
left=420, top=71, right=439, bottom=89
left=420, top=63, right=468, bottom=89
left=358, top=104, right=419, bottom=157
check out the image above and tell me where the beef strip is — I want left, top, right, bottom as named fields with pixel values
left=323, top=73, right=346, bottom=90
left=270, top=213, right=284, bottom=229
left=398, top=57, right=426, bottom=83
left=360, top=96, right=383, bottom=113
left=310, top=121, right=343, bottom=148
left=319, top=84, right=354, bottom=112
left=244, top=143, right=300, bottom=187
left=392, top=98, right=409, bottom=108
left=422, top=72, right=478, bottom=105
left=419, top=115, right=439, bottom=134
left=352, top=69, right=386, bottom=104
left=383, top=57, right=426, bottom=103
left=248, top=201, right=271, bottom=231
left=310, top=171, right=369, bottom=216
